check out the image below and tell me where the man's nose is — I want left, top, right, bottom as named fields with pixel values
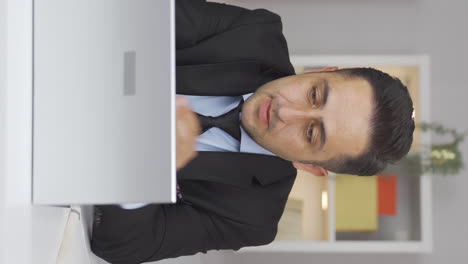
left=277, top=104, right=318, bottom=123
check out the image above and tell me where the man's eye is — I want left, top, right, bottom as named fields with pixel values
left=306, top=125, right=314, bottom=141
left=311, top=87, right=318, bottom=105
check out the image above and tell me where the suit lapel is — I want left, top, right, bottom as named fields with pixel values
left=176, top=61, right=287, bottom=96
left=177, top=151, right=296, bottom=187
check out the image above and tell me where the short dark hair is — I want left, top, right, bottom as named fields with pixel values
left=316, top=67, right=415, bottom=176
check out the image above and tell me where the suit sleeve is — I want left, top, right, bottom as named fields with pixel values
left=91, top=204, right=274, bottom=264
left=176, top=0, right=263, bottom=49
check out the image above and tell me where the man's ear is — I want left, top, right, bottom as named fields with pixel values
left=303, top=66, right=339, bottom=74
left=293, top=162, right=329, bottom=177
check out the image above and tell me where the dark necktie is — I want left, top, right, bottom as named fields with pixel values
left=196, top=100, right=244, bottom=141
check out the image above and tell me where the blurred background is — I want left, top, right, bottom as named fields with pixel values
left=2, top=0, right=467, bottom=263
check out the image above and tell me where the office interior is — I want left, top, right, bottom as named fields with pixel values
left=1, top=0, right=467, bottom=264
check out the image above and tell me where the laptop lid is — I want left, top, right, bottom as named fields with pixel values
left=33, top=0, right=175, bottom=205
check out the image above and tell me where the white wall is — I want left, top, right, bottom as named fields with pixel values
left=1, top=0, right=7, bottom=262
left=203, top=0, right=468, bottom=264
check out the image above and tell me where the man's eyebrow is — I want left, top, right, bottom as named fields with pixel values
left=318, top=121, right=327, bottom=150
left=322, top=79, right=330, bottom=107
left=318, top=80, right=329, bottom=150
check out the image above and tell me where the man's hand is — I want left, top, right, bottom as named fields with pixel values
left=176, top=97, right=201, bottom=170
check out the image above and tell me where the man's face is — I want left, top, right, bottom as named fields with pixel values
left=241, top=70, right=374, bottom=165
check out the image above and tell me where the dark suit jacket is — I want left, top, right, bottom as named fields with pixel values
left=91, top=1, right=297, bottom=263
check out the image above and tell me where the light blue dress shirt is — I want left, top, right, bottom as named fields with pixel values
left=121, top=93, right=275, bottom=209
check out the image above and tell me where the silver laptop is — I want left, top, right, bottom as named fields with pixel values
left=33, top=0, right=175, bottom=205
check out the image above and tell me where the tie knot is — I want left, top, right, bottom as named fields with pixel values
left=196, top=99, right=244, bottom=141
left=203, top=115, right=218, bottom=127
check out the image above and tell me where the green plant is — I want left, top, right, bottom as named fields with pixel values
left=415, top=122, right=468, bottom=176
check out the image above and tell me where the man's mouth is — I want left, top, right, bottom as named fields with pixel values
left=259, top=98, right=272, bottom=128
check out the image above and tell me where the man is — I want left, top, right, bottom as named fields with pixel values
left=91, top=0, right=415, bottom=263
